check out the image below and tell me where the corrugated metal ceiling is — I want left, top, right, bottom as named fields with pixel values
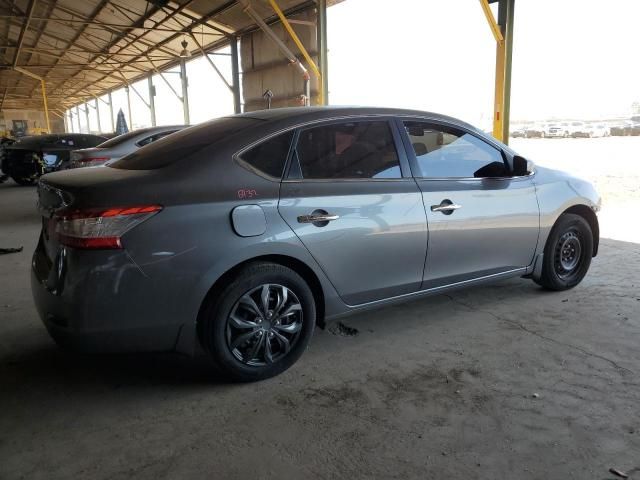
left=0, top=0, right=329, bottom=113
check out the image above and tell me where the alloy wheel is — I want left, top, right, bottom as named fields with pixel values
left=225, top=284, right=303, bottom=366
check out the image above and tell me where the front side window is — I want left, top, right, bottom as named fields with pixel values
left=294, top=121, right=401, bottom=179
left=238, top=130, right=294, bottom=179
left=404, top=121, right=507, bottom=178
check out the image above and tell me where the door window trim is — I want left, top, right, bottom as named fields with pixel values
left=283, top=117, right=413, bottom=182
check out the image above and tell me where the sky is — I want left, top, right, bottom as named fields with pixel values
left=67, top=0, right=640, bottom=133
left=327, top=0, right=640, bottom=128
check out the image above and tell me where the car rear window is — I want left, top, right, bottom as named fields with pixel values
left=110, top=117, right=260, bottom=170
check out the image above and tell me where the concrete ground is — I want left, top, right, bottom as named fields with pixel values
left=1, top=137, right=639, bottom=479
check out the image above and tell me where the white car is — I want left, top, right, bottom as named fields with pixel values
left=567, top=121, right=585, bottom=137
left=590, top=124, right=610, bottom=137
left=572, top=124, right=610, bottom=138
left=542, top=123, right=566, bottom=138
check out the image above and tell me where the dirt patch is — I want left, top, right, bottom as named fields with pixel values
left=328, top=321, right=359, bottom=337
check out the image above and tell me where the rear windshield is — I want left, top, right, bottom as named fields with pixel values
left=110, top=117, right=260, bottom=170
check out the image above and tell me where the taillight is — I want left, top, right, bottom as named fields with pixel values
left=54, top=205, right=162, bottom=249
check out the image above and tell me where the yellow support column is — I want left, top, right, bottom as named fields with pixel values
left=41, top=79, right=51, bottom=133
left=480, top=0, right=515, bottom=143
left=14, top=66, right=52, bottom=133
left=493, top=37, right=506, bottom=141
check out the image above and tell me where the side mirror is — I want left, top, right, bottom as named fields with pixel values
left=512, top=155, right=533, bottom=176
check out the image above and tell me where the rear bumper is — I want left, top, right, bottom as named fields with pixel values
left=31, top=235, right=185, bottom=353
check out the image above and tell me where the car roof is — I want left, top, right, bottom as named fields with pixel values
left=229, top=106, right=476, bottom=130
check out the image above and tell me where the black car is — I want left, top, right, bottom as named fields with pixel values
left=1, top=133, right=107, bottom=185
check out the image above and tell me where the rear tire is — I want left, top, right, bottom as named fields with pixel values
left=535, top=213, right=593, bottom=291
left=200, top=262, right=315, bottom=382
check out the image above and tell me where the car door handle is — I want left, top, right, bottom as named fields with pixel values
left=297, top=213, right=340, bottom=224
left=431, top=200, right=462, bottom=214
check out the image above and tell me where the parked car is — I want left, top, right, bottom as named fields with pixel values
left=525, top=125, right=544, bottom=138
left=1, top=133, right=107, bottom=185
left=572, top=124, right=609, bottom=138
left=69, top=125, right=186, bottom=168
left=590, top=124, right=610, bottom=137
left=610, top=122, right=630, bottom=136
left=542, top=123, right=566, bottom=138
left=32, top=107, right=600, bottom=381
left=627, top=116, right=640, bottom=136
left=0, top=136, right=16, bottom=183
left=567, top=121, right=585, bottom=136
left=510, top=127, right=526, bottom=138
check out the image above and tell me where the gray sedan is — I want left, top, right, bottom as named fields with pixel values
left=32, top=107, right=600, bottom=381
left=68, top=125, right=185, bottom=168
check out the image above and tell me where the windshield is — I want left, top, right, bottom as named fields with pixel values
left=110, top=117, right=260, bottom=170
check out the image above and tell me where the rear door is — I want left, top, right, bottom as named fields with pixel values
left=278, top=118, right=428, bottom=305
left=398, top=119, right=540, bottom=288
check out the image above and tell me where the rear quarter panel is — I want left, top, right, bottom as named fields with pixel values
left=120, top=142, right=343, bottom=354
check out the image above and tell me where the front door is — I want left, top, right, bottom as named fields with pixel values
left=400, top=119, right=540, bottom=288
left=278, top=119, right=428, bottom=305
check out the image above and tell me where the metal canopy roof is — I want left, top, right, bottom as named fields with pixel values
left=0, top=0, right=319, bottom=112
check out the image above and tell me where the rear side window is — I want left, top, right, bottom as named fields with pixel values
left=111, top=117, right=259, bottom=170
left=237, top=131, right=294, bottom=179
left=294, top=121, right=401, bottom=179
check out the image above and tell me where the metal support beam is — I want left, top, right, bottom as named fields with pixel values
left=148, top=76, right=156, bottom=127
left=238, top=0, right=311, bottom=106
left=125, top=85, right=133, bottom=129
left=502, top=0, right=515, bottom=143
left=0, top=88, right=7, bottom=112
left=268, top=0, right=322, bottom=105
left=481, top=0, right=514, bottom=143
left=94, top=97, right=102, bottom=133
left=82, top=103, right=89, bottom=133
left=147, top=56, right=183, bottom=102
left=479, top=0, right=504, bottom=44
left=108, top=92, right=115, bottom=132
left=180, top=58, right=190, bottom=125
left=12, top=0, right=36, bottom=67
left=129, top=83, right=150, bottom=109
left=75, top=105, right=81, bottom=133
left=13, top=66, right=51, bottom=132
left=188, top=32, right=233, bottom=91
left=317, top=0, right=328, bottom=105
left=41, top=80, right=51, bottom=132
left=230, top=36, right=241, bottom=114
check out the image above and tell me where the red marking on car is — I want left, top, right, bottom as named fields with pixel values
left=237, top=189, right=258, bottom=199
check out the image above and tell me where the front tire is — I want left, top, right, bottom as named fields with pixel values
left=535, top=213, right=593, bottom=291
left=200, top=262, right=315, bottom=382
